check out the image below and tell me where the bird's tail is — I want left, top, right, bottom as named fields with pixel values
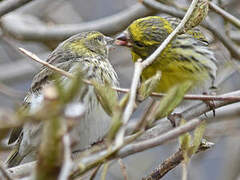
left=5, top=146, right=24, bottom=168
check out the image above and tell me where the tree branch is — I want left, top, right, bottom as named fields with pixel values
left=7, top=89, right=240, bottom=179
left=209, top=2, right=240, bottom=30
left=0, top=0, right=34, bottom=17
left=1, top=3, right=157, bottom=41
left=142, top=140, right=214, bottom=180
left=19, top=46, right=240, bottom=103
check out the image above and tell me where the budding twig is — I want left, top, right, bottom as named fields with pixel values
left=18, top=47, right=240, bottom=103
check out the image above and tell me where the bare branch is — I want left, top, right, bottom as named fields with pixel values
left=18, top=47, right=74, bottom=79
left=209, top=2, right=240, bottom=29
left=119, top=118, right=202, bottom=158
left=101, top=161, right=110, bottom=180
left=7, top=89, right=240, bottom=179
left=115, top=61, right=142, bottom=147
left=89, top=165, right=101, bottom=180
left=142, top=140, right=214, bottom=180
left=19, top=47, right=240, bottom=102
left=0, top=0, right=34, bottom=17
left=59, top=134, right=73, bottom=180
left=1, top=3, right=157, bottom=41
left=118, top=159, right=128, bottom=180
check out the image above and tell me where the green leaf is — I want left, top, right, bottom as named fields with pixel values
left=179, top=120, right=191, bottom=150
left=54, top=67, right=83, bottom=104
left=92, top=80, right=118, bottom=116
left=153, top=81, right=193, bottom=120
left=138, top=71, right=161, bottom=101
left=190, top=120, right=206, bottom=156
left=62, top=68, right=83, bottom=103
left=119, top=93, right=129, bottom=110
left=107, top=106, right=123, bottom=142
left=179, top=119, right=192, bottom=163
left=184, top=0, right=209, bottom=31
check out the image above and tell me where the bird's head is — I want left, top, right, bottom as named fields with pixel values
left=115, top=16, right=173, bottom=60
left=62, top=31, right=114, bottom=58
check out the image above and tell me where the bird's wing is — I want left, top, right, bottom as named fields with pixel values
left=8, top=59, right=77, bottom=145
left=8, top=127, right=23, bottom=144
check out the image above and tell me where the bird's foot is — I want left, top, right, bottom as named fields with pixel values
left=202, top=91, right=216, bottom=117
left=167, top=113, right=182, bottom=127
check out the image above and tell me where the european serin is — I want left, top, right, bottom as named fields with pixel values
left=115, top=16, right=217, bottom=93
left=6, top=31, right=119, bottom=167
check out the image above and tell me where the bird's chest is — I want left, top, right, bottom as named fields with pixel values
left=141, top=63, right=208, bottom=93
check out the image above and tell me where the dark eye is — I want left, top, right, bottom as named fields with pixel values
left=96, top=36, right=103, bottom=42
left=134, top=41, right=144, bottom=47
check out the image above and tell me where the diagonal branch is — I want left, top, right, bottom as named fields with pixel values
left=7, top=90, right=240, bottom=179
left=0, top=0, right=34, bottom=17
left=209, top=2, right=240, bottom=30
left=19, top=47, right=240, bottom=102
left=142, top=140, right=214, bottom=180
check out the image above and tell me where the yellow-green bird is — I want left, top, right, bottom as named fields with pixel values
left=6, top=31, right=118, bottom=167
left=115, top=16, right=217, bottom=94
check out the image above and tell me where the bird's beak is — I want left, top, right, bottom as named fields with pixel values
left=105, top=36, right=115, bottom=45
left=114, top=31, right=132, bottom=47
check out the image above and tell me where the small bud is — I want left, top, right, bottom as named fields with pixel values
left=153, top=81, right=193, bottom=120
left=92, top=80, right=118, bottom=116
left=185, top=0, right=209, bottom=31
left=138, top=71, right=161, bottom=101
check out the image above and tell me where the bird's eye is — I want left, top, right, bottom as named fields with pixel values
left=134, top=41, right=144, bottom=47
left=96, top=36, right=103, bottom=42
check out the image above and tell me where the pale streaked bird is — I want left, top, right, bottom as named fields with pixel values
left=6, top=31, right=119, bottom=167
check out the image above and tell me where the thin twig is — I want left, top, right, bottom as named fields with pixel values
left=7, top=89, right=240, bottom=178
left=119, top=118, right=203, bottom=158
left=115, top=62, right=143, bottom=147
left=182, top=163, right=188, bottom=180
left=133, top=99, right=157, bottom=132
left=209, top=2, right=240, bottom=29
left=0, top=0, right=34, bottom=17
left=18, top=46, right=240, bottom=103
left=74, top=118, right=203, bottom=177
left=89, top=165, right=101, bottom=180
left=142, top=140, right=214, bottom=180
left=18, top=47, right=74, bottom=79
left=118, top=159, right=128, bottom=180
left=101, top=161, right=109, bottom=180
left=59, top=134, right=73, bottom=180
